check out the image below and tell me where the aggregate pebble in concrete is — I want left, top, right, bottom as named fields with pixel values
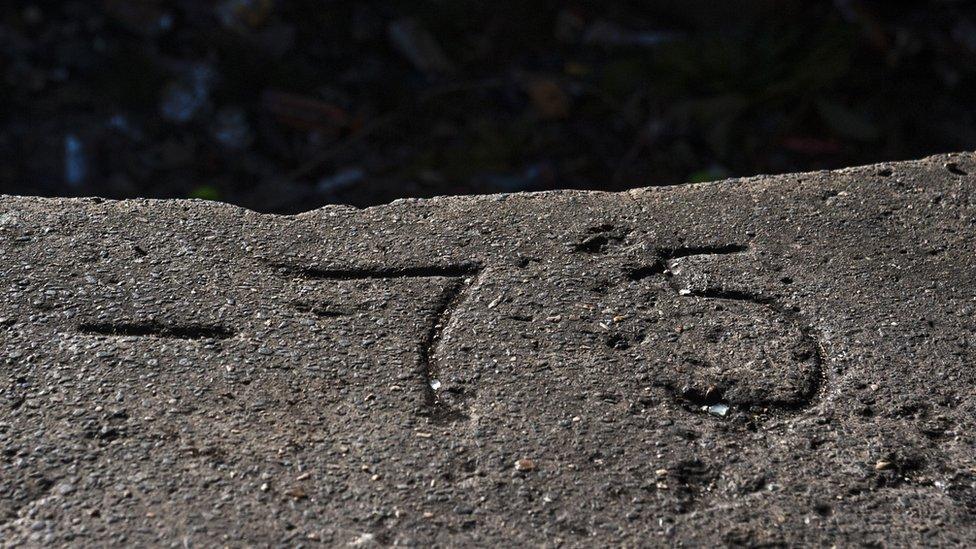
left=2, top=153, right=976, bottom=546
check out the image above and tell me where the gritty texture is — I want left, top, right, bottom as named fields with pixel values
left=1, top=153, right=976, bottom=547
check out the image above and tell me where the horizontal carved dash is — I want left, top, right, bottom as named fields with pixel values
left=661, top=244, right=749, bottom=260
left=78, top=322, right=233, bottom=340
left=275, top=263, right=482, bottom=280
left=680, top=288, right=772, bottom=304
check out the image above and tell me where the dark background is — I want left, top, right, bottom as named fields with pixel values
left=3, top=0, right=976, bottom=213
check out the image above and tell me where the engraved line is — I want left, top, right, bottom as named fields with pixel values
left=272, top=262, right=482, bottom=280
left=77, top=322, right=233, bottom=340
left=276, top=260, right=483, bottom=421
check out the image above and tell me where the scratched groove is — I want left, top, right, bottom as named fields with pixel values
left=277, top=262, right=482, bottom=420
left=272, top=262, right=482, bottom=280
left=619, top=242, right=825, bottom=414
left=77, top=322, right=233, bottom=340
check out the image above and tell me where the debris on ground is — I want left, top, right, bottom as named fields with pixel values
left=2, top=2, right=976, bottom=212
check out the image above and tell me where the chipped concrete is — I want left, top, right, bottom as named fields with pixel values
left=1, top=153, right=976, bottom=546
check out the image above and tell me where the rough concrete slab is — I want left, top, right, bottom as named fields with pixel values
left=1, top=153, right=975, bottom=546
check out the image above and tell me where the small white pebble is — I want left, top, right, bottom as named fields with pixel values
left=706, top=403, right=729, bottom=417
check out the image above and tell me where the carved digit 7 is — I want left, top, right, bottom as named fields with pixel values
left=275, top=262, right=483, bottom=422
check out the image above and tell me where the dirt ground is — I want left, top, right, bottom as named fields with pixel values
left=3, top=1, right=976, bottom=212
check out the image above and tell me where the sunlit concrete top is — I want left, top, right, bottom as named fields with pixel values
left=1, top=153, right=975, bottom=546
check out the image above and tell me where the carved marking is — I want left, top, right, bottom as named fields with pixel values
left=620, top=243, right=826, bottom=415
left=653, top=297, right=824, bottom=412
left=626, top=244, right=749, bottom=281
left=78, top=322, right=233, bottom=340
left=690, top=291, right=828, bottom=413
left=277, top=262, right=482, bottom=421
left=625, top=264, right=665, bottom=281
left=663, top=244, right=749, bottom=260
left=273, top=263, right=481, bottom=280
left=420, top=278, right=472, bottom=422
left=574, top=224, right=630, bottom=254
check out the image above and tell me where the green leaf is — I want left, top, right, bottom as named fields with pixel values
left=189, top=185, right=221, bottom=201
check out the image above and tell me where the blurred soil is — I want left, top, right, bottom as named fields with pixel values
left=2, top=1, right=976, bottom=212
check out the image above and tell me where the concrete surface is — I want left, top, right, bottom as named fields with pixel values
left=1, top=153, right=975, bottom=546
